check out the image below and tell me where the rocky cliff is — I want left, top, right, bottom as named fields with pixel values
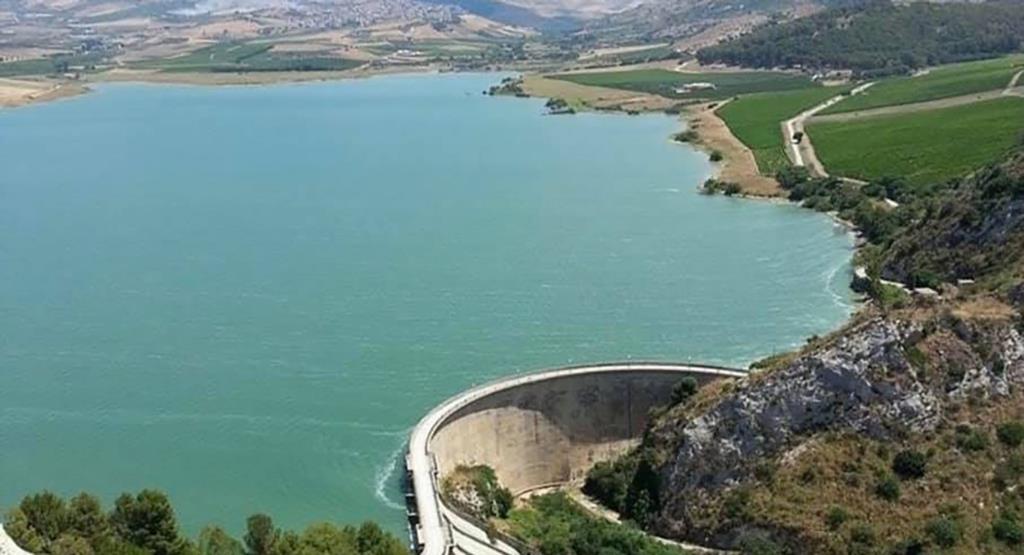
left=590, top=151, right=1024, bottom=554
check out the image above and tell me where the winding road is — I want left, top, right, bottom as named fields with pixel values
left=782, top=82, right=875, bottom=177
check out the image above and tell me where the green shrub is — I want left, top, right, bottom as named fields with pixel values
left=709, top=150, right=724, bottom=162
left=583, top=458, right=634, bottom=513
left=892, top=450, right=927, bottom=480
left=875, top=476, right=901, bottom=502
left=737, top=534, right=786, bottom=555
left=825, top=506, right=849, bottom=530
left=997, top=421, right=1024, bottom=447
left=671, top=377, right=699, bottom=405
left=925, top=517, right=961, bottom=548
left=955, top=426, right=989, bottom=452
left=904, top=345, right=927, bottom=369
left=722, top=488, right=752, bottom=520
left=849, top=523, right=876, bottom=546
left=993, top=514, right=1024, bottom=545
left=994, top=452, right=1024, bottom=490
left=673, top=130, right=698, bottom=143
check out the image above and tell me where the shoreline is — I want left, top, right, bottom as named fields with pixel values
left=0, top=78, right=88, bottom=109
left=0, top=63, right=457, bottom=110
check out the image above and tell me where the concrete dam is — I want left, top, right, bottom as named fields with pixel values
left=405, top=362, right=745, bottom=555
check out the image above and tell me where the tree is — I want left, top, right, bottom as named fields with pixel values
left=20, top=491, right=69, bottom=543
left=355, top=522, right=405, bottom=555
left=244, top=515, right=278, bottom=555
left=68, top=493, right=109, bottom=542
left=198, top=527, right=245, bottom=555
left=4, top=508, right=46, bottom=552
left=51, top=535, right=94, bottom=555
left=298, top=523, right=357, bottom=555
left=110, top=490, right=187, bottom=555
left=91, top=535, right=150, bottom=555
left=267, top=531, right=299, bottom=555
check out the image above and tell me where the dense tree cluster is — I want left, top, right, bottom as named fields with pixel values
left=698, top=0, right=1024, bottom=76
left=507, top=493, right=681, bottom=555
left=4, top=490, right=406, bottom=555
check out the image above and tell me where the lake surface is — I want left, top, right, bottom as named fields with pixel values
left=0, top=73, right=853, bottom=535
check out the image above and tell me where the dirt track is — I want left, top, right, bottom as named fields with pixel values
left=809, top=88, right=1011, bottom=123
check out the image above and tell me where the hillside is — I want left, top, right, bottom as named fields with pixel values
left=584, top=151, right=1024, bottom=554
left=579, top=0, right=853, bottom=49
left=698, top=0, right=1024, bottom=77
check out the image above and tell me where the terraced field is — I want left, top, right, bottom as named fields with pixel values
left=716, top=85, right=851, bottom=174
left=820, top=54, right=1024, bottom=115
left=549, top=69, right=816, bottom=100
left=808, top=97, right=1024, bottom=185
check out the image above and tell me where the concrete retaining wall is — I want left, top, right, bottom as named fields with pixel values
left=431, top=369, right=729, bottom=495
left=408, top=362, right=744, bottom=555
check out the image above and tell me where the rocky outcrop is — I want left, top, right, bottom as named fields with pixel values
left=647, top=313, right=1024, bottom=548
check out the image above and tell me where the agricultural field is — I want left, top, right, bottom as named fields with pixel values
left=579, top=44, right=681, bottom=66
left=820, top=54, right=1024, bottom=114
left=716, top=85, right=850, bottom=174
left=808, top=97, right=1024, bottom=185
left=0, top=52, right=109, bottom=77
left=549, top=68, right=815, bottom=100
left=131, top=42, right=363, bottom=73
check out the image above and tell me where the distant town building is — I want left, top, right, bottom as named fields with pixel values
left=674, top=82, right=716, bottom=94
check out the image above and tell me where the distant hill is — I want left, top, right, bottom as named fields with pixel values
left=577, top=0, right=857, bottom=47
left=698, top=0, right=1024, bottom=76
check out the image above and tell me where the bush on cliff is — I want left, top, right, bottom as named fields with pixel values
left=892, top=450, right=928, bottom=480
left=440, top=464, right=514, bottom=519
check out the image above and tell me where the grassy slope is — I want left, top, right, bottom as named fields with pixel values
left=744, top=423, right=1024, bottom=554
left=716, top=86, right=851, bottom=174
left=821, top=55, right=1024, bottom=115
left=808, top=97, right=1024, bottom=185
left=549, top=69, right=816, bottom=100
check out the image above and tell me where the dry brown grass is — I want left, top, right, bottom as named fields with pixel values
left=520, top=74, right=676, bottom=111
left=745, top=420, right=1024, bottom=554
left=685, top=101, right=783, bottom=197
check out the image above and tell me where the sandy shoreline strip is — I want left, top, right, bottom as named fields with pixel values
left=0, top=78, right=87, bottom=108
left=684, top=100, right=782, bottom=197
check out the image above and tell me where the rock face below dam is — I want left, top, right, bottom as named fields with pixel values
left=407, top=362, right=745, bottom=555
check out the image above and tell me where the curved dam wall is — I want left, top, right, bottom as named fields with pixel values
left=407, top=362, right=745, bottom=555
left=431, top=367, right=732, bottom=494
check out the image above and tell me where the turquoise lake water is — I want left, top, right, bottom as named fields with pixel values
left=0, top=73, right=853, bottom=536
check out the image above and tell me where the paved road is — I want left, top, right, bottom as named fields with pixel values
left=406, top=362, right=745, bottom=555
